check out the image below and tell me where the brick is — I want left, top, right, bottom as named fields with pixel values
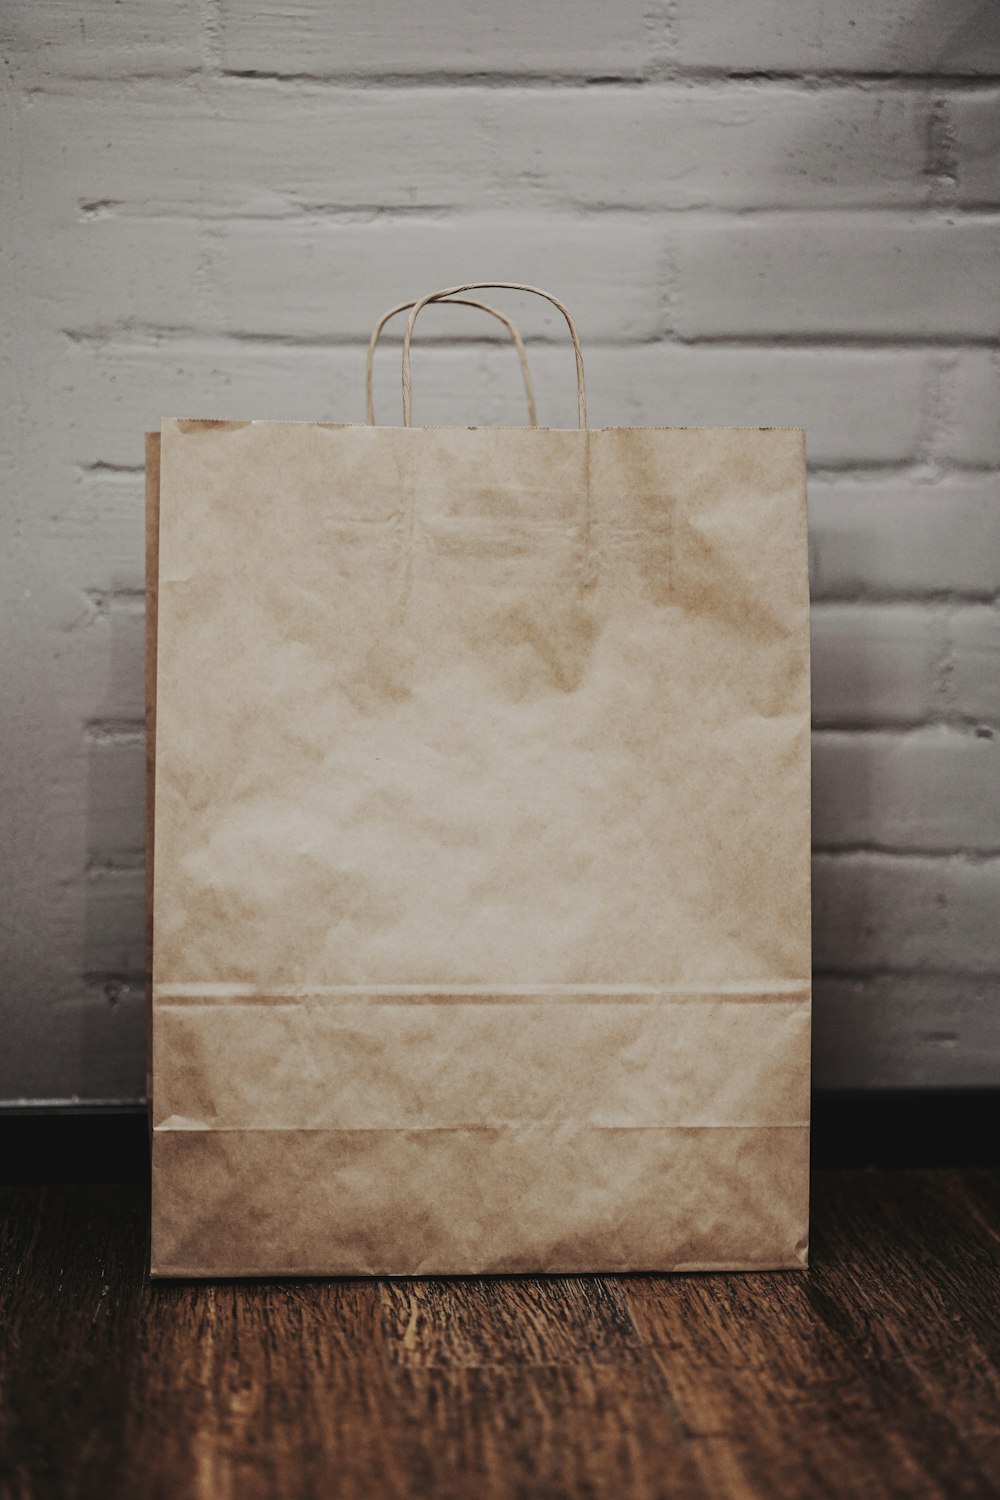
left=943, top=352, right=1000, bottom=466
left=57, top=597, right=146, bottom=728
left=949, top=606, right=1000, bottom=722
left=490, top=85, right=931, bottom=210
left=810, top=605, right=940, bottom=727
left=218, top=0, right=653, bottom=78
left=19, top=81, right=933, bottom=219
left=208, top=215, right=666, bottom=342
left=813, top=975, right=1000, bottom=1089
left=809, top=477, right=1000, bottom=599
left=1, top=0, right=202, bottom=79
left=85, top=733, right=146, bottom=865
left=813, top=851, right=1000, bottom=975
left=813, top=726, right=1000, bottom=852
left=950, top=91, right=1000, bottom=206
left=673, top=215, right=1000, bottom=339
left=671, top=0, right=1000, bottom=75
left=0, top=978, right=146, bottom=1104
left=61, top=868, right=145, bottom=977
left=49, top=473, right=147, bottom=597
left=496, top=344, right=928, bottom=462
left=26, top=215, right=205, bottom=335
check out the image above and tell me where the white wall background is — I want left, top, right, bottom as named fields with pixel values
left=2, top=0, right=999, bottom=1104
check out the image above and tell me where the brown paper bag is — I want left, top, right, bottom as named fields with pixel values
left=148, top=282, right=811, bottom=1278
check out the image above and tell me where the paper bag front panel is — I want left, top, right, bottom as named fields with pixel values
left=151, top=420, right=810, bottom=1275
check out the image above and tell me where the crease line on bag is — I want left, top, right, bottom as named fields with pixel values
left=153, top=1121, right=810, bottom=1135
left=154, top=981, right=811, bottom=1004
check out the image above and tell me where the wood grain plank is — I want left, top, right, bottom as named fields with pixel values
left=118, top=1280, right=415, bottom=1500
left=390, top=1363, right=701, bottom=1500
left=621, top=1269, right=940, bottom=1499
left=1, top=1172, right=998, bottom=1500
left=379, top=1274, right=646, bottom=1368
left=814, top=1172, right=1000, bottom=1486
left=0, top=1184, right=148, bottom=1500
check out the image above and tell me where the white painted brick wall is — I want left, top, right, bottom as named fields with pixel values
left=1, top=0, right=998, bottom=1102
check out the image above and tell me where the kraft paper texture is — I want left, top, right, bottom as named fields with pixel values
left=148, top=418, right=811, bottom=1277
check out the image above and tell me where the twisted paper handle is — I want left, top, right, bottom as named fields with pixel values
left=402, top=282, right=587, bottom=429
left=366, top=296, right=537, bottom=427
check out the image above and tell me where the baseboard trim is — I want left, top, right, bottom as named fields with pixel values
left=0, top=1105, right=149, bottom=1183
left=811, top=1088, right=1000, bottom=1169
left=0, top=1091, right=997, bottom=1184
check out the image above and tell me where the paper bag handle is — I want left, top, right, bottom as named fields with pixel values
left=402, top=282, right=587, bottom=429
left=366, top=297, right=537, bottom=427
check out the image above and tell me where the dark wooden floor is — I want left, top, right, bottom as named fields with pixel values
left=1, top=1171, right=998, bottom=1500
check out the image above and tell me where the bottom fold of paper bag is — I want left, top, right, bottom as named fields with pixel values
left=151, top=1120, right=808, bottom=1278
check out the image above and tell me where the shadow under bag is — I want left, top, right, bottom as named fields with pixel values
left=147, top=282, right=811, bottom=1277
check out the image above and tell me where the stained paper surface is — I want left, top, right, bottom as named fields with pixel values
left=148, top=419, right=811, bottom=1277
